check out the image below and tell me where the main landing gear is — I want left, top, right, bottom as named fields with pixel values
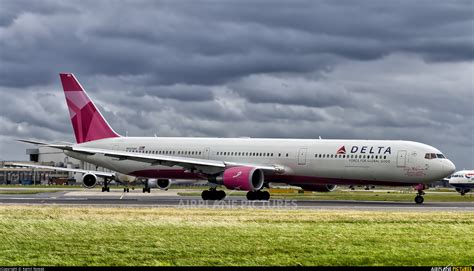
left=201, top=188, right=226, bottom=200
left=246, top=190, right=270, bottom=201
left=414, top=184, right=426, bottom=204
left=101, top=178, right=111, bottom=192
left=142, top=179, right=151, bottom=193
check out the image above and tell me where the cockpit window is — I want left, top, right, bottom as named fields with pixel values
left=425, top=153, right=445, bottom=159
left=425, top=153, right=446, bottom=159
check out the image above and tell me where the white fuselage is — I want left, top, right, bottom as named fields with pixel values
left=449, top=170, right=474, bottom=189
left=64, top=137, right=455, bottom=186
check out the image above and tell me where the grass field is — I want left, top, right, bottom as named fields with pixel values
left=179, top=190, right=474, bottom=202
left=0, top=206, right=473, bottom=266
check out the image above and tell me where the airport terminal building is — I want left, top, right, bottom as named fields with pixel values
left=0, top=146, right=112, bottom=185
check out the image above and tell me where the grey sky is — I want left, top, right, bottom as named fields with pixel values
left=0, top=0, right=473, bottom=169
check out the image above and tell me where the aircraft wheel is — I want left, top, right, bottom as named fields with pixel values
left=217, top=190, right=226, bottom=200
left=246, top=191, right=257, bottom=201
left=415, top=195, right=424, bottom=204
left=261, top=191, right=270, bottom=201
left=142, top=188, right=146, bottom=193
left=201, top=190, right=210, bottom=200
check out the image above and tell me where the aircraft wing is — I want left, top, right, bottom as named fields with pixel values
left=71, top=146, right=280, bottom=173
left=11, top=163, right=115, bottom=178
left=16, top=139, right=282, bottom=174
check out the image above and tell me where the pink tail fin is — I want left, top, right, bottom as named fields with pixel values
left=59, top=73, right=120, bottom=144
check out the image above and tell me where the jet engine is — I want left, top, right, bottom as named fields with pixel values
left=298, top=184, right=337, bottom=192
left=147, top=178, right=172, bottom=190
left=210, top=166, right=264, bottom=191
left=82, top=173, right=98, bottom=188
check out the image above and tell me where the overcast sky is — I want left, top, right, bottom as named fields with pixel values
left=0, top=0, right=473, bottom=169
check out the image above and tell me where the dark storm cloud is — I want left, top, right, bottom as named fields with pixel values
left=1, top=0, right=473, bottom=88
left=0, top=1, right=473, bottom=168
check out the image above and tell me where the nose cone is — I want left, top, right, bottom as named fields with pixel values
left=443, top=160, right=456, bottom=176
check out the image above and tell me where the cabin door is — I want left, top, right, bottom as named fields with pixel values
left=397, top=150, right=407, bottom=167
left=204, top=147, right=210, bottom=159
left=298, top=148, right=307, bottom=165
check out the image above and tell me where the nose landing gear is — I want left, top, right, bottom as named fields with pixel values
left=414, top=184, right=426, bottom=204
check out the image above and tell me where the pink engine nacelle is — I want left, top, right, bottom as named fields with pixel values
left=219, top=166, right=265, bottom=191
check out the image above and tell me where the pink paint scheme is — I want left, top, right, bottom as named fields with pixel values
left=414, top=183, right=426, bottom=190
left=222, top=166, right=263, bottom=191
left=129, top=169, right=429, bottom=187
left=60, top=73, right=119, bottom=143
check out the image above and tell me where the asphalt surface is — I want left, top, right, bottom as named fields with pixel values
left=0, top=189, right=473, bottom=211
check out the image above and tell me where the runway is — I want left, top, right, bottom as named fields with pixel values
left=0, top=189, right=473, bottom=211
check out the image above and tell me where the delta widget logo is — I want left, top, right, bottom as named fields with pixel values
left=336, top=146, right=346, bottom=154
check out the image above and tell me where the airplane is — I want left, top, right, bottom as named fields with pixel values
left=447, top=170, right=474, bottom=195
left=16, top=73, right=456, bottom=204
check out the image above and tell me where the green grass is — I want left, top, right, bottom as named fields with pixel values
left=179, top=190, right=474, bottom=202
left=0, top=206, right=473, bottom=266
